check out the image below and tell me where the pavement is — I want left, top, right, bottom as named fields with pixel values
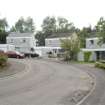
left=0, top=58, right=93, bottom=105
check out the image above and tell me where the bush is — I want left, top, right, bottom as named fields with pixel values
left=0, top=53, right=8, bottom=67
left=84, top=52, right=91, bottom=62
left=95, top=62, right=105, bottom=69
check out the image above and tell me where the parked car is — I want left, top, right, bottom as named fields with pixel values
left=0, top=50, right=5, bottom=54
left=31, top=53, right=39, bottom=58
left=6, top=51, right=24, bottom=59
left=24, top=53, right=39, bottom=58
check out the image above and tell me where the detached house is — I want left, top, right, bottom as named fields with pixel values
left=7, top=32, right=37, bottom=54
left=45, top=32, right=105, bottom=61
left=78, top=36, right=105, bottom=61
left=45, top=32, right=77, bottom=55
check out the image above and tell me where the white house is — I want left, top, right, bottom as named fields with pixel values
left=7, top=32, right=37, bottom=54
left=45, top=32, right=105, bottom=61
left=45, top=32, right=77, bottom=56
left=0, top=44, right=15, bottom=52
left=78, top=37, right=105, bottom=61
left=34, top=46, right=62, bottom=57
left=45, top=32, right=77, bottom=47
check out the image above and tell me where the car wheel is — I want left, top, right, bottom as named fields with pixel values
left=17, top=56, right=19, bottom=59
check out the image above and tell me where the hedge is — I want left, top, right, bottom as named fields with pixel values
left=95, top=61, right=105, bottom=69
left=84, top=52, right=91, bottom=62
left=0, top=53, right=8, bottom=67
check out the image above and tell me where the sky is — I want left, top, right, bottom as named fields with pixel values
left=0, top=0, right=105, bottom=30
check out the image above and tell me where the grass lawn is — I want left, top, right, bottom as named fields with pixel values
left=67, top=61, right=95, bottom=64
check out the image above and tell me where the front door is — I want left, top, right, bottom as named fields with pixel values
left=96, top=51, right=100, bottom=61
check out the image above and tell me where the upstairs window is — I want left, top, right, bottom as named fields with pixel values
left=10, top=39, right=13, bottom=43
left=90, top=40, right=94, bottom=44
left=23, top=39, right=26, bottom=43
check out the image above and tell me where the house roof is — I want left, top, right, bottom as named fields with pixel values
left=8, top=32, right=34, bottom=37
left=46, top=32, right=75, bottom=39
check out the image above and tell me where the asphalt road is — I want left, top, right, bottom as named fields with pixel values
left=0, top=59, right=92, bottom=105
left=72, top=63, right=105, bottom=105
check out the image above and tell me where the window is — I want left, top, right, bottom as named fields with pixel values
left=90, top=40, right=94, bottom=44
left=10, top=39, right=13, bottom=43
left=23, top=39, right=26, bottom=43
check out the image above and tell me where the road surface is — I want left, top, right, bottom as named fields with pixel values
left=0, top=59, right=92, bottom=105
left=73, top=63, right=105, bottom=105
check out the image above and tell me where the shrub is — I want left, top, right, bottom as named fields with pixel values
left=84, top=52, right=91, bottom=62
left=0, top=53, right=8, bottom=67
left=95, top=62, right=105, bottom=69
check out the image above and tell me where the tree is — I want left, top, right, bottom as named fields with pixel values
left=10, top=26, right=16, bottom=32
left=0, top=18, right=8, bottom=32
left=35, top=31, right=45, bottom=46
left=57, top=17, right=75, bottom=33
left=36, top=16, right=76, bottom=46
left=96, top=17, right=105, bottom=44
left=36, top=16, right=57, bottom=45
left=15, top=17, right=25, bottom=33
left=77, top=26, right=92, bottom=48
left=0, top=32, right=8, bottom=44
left=60, top=35, right=80, bottom=61
left=10, top=17, right=35, bottom=33
left=24, top=17, right=35, bottom=32
left=41, top=16, right=56, bottom=34
left=0, top=18, right=8, bottom=44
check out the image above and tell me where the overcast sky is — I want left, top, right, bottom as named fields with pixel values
left=0, top=0, right=105, bottom=30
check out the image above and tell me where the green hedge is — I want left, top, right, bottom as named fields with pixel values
left=0, top=53, right=8, bottom=67
left=84, top=52, right=91, bottom=62
left=95, top=62, right=105, bottom=69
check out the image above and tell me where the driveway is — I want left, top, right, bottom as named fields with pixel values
left=0, top=59, right=93, bottom=105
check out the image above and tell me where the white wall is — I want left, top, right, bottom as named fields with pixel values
left=7, top=36, right=36, bottom=53
left=45, top=37, right=71, bottom=47
left=86, top=37, right=105, bottom=49
left=78, top=50, right=97, bottom=61
left=78, top=51, right=84, bottom=61
left=0, top=44, right=15, bottom=52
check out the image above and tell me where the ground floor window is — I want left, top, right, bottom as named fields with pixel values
left=96, top=51, right=105, bottom=60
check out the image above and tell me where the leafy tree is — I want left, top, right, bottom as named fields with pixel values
left=0, top=32, right=8, bottom=44
left=0, top=18, right=8, bottom=44
left=41, top=16, right=56, bottom=34
left=60, top=35, right=80, bottom=61
left=36, top=16, right=76, bottom=46
left=10, top=17, right=35, bottom=33
left=0, top=18, right=8, bottom=32
left=24, top=17, right=35, bottom=32
left=96, top=17, right=105, bottom=44
left=77, top=26, right=92, bottom=48
left=10, top=26, right=16, bottom=32
left=35, top=31, right=45, bottom=46
left=35, top=16, right=56, bottom=45
left=15, top=17, right=25, bottom=33
left=57, top=17, right=75, bottom=33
